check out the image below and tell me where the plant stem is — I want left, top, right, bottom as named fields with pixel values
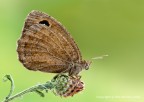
left=3, top=75, right=15, bottom=100
left=2, top=74, right=75, bottom=102
left=3, top=82, right=54, bottom=102
left=4, top=85, right=36, bottom=102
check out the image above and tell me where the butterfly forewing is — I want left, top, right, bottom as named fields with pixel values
left=17, top=10, right=82, bottom=73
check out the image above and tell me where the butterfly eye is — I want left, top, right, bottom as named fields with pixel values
left=39, top=20, right=50, bottom=26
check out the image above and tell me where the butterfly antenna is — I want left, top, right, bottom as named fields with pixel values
left=92, top=54, right=109, bottom=60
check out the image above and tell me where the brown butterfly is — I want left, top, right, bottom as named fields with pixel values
left=17, top=10, right=91, bottom=76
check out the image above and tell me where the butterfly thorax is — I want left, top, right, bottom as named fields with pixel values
left=68, top=60, right=91, bottom=76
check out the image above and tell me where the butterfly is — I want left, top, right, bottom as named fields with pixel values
left=17, top=10, right=91, bottom=76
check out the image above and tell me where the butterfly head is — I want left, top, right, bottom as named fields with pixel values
left=81, top=60, right=92, bottom=70
left=68, top=60, right=91, bottom=76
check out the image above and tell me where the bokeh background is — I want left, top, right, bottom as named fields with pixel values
left=0, top=0, right=144, bottom=102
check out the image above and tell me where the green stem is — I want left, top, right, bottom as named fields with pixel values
left=3, top=80, right=54, bottom=102
left=2, top=74, right=70, bottom=102
left=3, top=75, right=14, bottom=100
left=4, top=85, right=38, bottom=102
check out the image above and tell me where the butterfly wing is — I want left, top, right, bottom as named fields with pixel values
left=17, top=10, right=82, bottom=73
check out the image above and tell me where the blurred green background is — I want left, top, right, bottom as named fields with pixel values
left=0, top=0, right=144, bottom=102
